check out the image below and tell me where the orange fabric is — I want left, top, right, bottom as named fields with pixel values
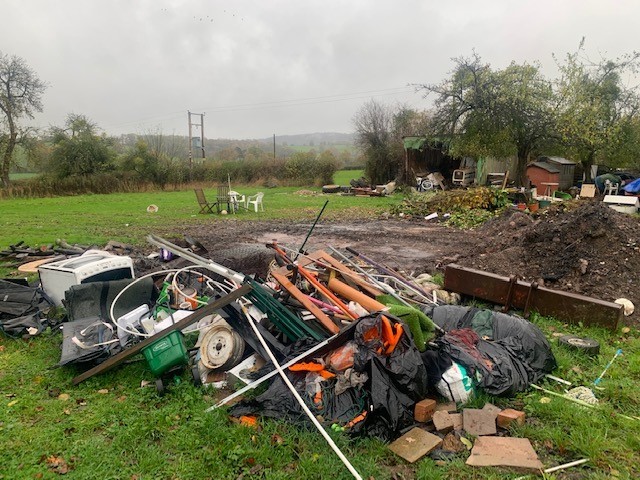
left=346, top=410, right=368, bottom=428
left=289, top=362, right=324, bottom=372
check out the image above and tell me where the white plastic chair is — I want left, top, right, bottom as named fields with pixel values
left=229, top=191, right=245, bottom=212
left=603, top=180, right=619, bottom=195
left=246, top=192, right=264, bottom=212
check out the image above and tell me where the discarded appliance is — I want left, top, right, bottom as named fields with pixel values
left=38, top=251, right=134, bottom=305
left=603, top=195, right=639, bottom=214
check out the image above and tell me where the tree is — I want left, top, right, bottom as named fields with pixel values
left=353, top=100, right=427, bottom=184
left=49, top=114, right=115, bottom=178
left=0, top=52, right=47, bottom=188
left=554, top=42, right=640, bottom=179
left=419, top=53, right=555, bottom=186
left=353, top=100, right=394, bottom=184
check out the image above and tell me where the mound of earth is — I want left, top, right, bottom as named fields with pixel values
left=458, top=200, right=640, bottom=319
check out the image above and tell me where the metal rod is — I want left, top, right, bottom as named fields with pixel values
left=295, top=200, right=329, bottom=261
left=345, top=247, right=435, bottom=304
left=238, top=303, right=363, bottom=480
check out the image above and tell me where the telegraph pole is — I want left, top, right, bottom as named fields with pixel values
left=188, top=111, right=205, bottom=169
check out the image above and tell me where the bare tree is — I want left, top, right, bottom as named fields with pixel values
left=0, top=52, right=47, bottom=187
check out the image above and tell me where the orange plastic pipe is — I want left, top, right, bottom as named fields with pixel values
left=327, top=278, right=387, bottom=313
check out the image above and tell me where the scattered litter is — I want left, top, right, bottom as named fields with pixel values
left=565, top=387, right=599, bottom=405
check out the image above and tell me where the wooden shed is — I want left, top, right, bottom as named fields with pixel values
left=527, top=162, right=560, bottom=195
left=402, top=136, right=459, bottom=186
left=537, top=156, right=576, bottom=189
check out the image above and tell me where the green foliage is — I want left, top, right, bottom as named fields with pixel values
left=554, top=41, right=640, bottom=177
left=49, top=114, right=116, bottom=178
left=419, top=53, right=556, bottom=186
left=0, top=51, right=47, bottom=188
left=445, top=208, right=496, bottom=229
left=392, top=187, right=508, bottom=216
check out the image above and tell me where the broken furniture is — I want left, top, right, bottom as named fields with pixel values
left=246, top=192, right=264, bottom=212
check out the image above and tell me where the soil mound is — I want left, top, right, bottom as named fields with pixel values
left=460, top=201, right=640, bottom=316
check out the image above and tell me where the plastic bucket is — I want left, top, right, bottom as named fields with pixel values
left=539, top=199, right=551, bottom=208
left=527, top=202, right=539, bottom=213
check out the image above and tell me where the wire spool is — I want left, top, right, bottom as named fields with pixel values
left=199, top=325, right=245, bottom=370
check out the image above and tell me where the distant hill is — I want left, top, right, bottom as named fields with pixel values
left=261, top=132, right=355, bottom=146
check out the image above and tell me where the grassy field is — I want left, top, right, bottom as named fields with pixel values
left=0, top=182, right=395, bottom=251
left=8, top=172, right=39, bottom=181
left=1, top=178, right=639, bottom=479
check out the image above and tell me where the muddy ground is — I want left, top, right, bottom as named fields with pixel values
left=152, top=199, right=639, bottom=323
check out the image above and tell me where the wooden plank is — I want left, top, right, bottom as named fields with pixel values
left=72, top=284, right=252, bottom=385
left=271, top=271, right=339, bottom=334
left=444, top=264, right=622, bottom=330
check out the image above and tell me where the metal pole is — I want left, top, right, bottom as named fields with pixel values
left=238, top=302, right=363, bottom=480
left=273, top=133, right=276, bottom=159
left=294, top=200, right=329, bottom=261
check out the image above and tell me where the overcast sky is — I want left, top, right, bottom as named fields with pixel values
left=3, top=0, right=639, bottom=139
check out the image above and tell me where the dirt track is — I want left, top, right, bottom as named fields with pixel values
left=152, top=200, right=639, bottom=323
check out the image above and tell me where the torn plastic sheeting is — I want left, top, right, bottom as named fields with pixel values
left=424, top=305, right=556, bottom=395
left=0, top=279, right=54, bottom=337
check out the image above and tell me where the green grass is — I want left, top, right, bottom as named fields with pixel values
left=1, top=179, right=639, bottom=479
left=8, top=172, right=39, bottom=180
left=332, top=169, right=364, bottom=186
left=0, top=183, right=399, bottom=251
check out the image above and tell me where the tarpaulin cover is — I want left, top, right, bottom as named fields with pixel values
left=423, top=305, right=556, bottom=395
left=230, top=313, right=428, bottom=440
left=0, top=279, right=54, bottom=337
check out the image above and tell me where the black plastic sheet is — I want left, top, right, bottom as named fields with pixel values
left=423, top=305, right=556, bottom=395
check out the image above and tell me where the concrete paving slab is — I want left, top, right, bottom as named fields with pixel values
left=389, top=427, right=443, bottom=463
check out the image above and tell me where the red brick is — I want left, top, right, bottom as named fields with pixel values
left=414, top=398, right=437, bottom=423
left=432, top=410, right=454, bottom=434
left=497, top=409, right=526, bottom=429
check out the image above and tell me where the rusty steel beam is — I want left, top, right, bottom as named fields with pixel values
left=444, top=264, right=622, bottom=330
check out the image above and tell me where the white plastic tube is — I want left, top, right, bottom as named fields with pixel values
left=238, top=302, right=363, bottom=480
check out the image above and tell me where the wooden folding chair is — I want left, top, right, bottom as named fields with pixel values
left=194, top=188, right=215, bottom=214
left=216, top=185, right=232, bottom=213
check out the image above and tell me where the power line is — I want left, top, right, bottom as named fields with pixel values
left=102, top=86, right=416, bottom=130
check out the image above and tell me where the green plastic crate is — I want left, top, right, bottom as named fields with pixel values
left=142, top=331, right=189, bottom=377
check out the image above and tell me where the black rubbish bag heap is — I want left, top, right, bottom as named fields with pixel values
left=230, top=312, right=428, bottom=441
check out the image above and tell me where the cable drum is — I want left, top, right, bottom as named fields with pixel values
left=200, top=324, right=245, bottom=370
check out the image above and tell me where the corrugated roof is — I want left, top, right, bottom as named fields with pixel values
left=538, top=156, right=576, bottom=165
left=528, top=161, right=561, bottom=173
